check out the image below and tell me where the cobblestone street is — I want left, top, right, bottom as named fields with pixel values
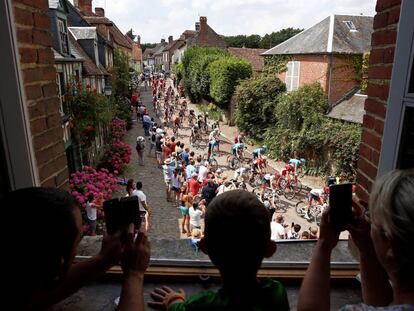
left=123, top=86, right=181, bottom=240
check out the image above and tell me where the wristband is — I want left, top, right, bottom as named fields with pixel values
left=164, top=293, right=186, bottom=309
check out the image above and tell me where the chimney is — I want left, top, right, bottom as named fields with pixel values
left=195, top=22, right=200, bottom=31
left=137, top=35, right=141, bottom=45
left=168, top=35, right=173, bottom=44
left=161, top=38, right=166, bottom=44
left=200, top=16, right=207, bottom=31
left=199, top=16, right=208, bottom=46
left=95, top=7, right=105, bottom=17
left=75, top=0, right=93, bottom=16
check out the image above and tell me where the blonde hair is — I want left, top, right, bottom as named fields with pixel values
left=369, top=169, right=414, bottom=289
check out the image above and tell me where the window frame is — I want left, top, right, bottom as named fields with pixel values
left=378, top=0, right=414, bottom=176
left=285, top=61, right=300, bottom=92
left=57, top=18, right=69, bottom=56
left=0, top=0, right=39, bottom=189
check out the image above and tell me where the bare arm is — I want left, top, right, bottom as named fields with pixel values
left=118, top=228, right=150, bottom=311
left=298, top=209, right=339, bottom=311
left=32, top=232, right=123, bottom=309
left=346, top=219, right=393, bottom=306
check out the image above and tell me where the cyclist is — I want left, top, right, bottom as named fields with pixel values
left=232, top=142, right=245, bottom=159
left=208, top=128, right=220, bottom=158
left=234, top=132, right=245, bottom=144
left=305, top=186, right=329, bottom=220
left=188, top=109, right=196, bottom=126
left=190, top=125, right=200, bottom=146
left=252, top=145, right=267, bottom=160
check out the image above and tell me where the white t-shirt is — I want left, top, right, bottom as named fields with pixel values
left=189, top=207, right=202, bottom=227
left=132, top=190, right=147, bottom=212
left=86, top=201, right=97, bottom=221
left=216, top=184, right=226, bottom=196
left=271, top=222, right=285, bottom=240
left=198, top=165, right=208, bottom=182
left=310, top=189, right=324, bottom=197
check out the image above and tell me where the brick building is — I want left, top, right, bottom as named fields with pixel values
left=0, top=0, right=69, bottom=196
left=187, top=16, right=227, bottom=50
left=354, top=0, right=411, bottom=209
left=228, top=47, right=268, bottom=73
left=263, top=15, right=373, bottom=105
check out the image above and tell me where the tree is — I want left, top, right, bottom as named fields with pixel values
left=259, top=28, right=303, bottom=49
left=209, top=57, right=252, bottom=109
left=224, top=34, right=261, bottom=48
left=235, top=74, right=286, bottom=140
left=141, top=43, right=157, bottom=52
left=125, top=28, right=136, bottom=41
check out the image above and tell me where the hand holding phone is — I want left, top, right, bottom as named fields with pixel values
left=104, top=196, right=142, bottom=235
left=329, top=183, right=353, bottom=231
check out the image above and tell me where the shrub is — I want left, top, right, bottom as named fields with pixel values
left=235, top=74, right=286, bottom=140
left=111, top=117, right=127, bottom=139
left=70, top=167, right=119, bottom=234
left=263, top=83, right=361, bottom=178
left=98, top=139, right=132, bottom=174
left=209, top=57, right=252, bottom=109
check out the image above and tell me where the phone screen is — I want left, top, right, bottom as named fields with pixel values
left=329, top=183, right=353, bottom=230
left=104, top=196, right=141, bottom=235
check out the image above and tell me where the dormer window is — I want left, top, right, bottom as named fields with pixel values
left=344, top=21, right=357, bottom=32
left=58, top=19, right=69, bottom=54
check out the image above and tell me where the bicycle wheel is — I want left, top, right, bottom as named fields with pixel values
left=295, top=201, right=307, bottom=217
left=283, top=183, right=296, bottom=200
left=272, top=192, right=285, bottom=212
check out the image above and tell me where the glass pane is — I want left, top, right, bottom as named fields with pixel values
left=409, top=60, right=414, bottom=93
left=292, top=76, right=299, bottom=90
left=398, top=106, right=414, bottom=169
left=293, top=61, right=300, bottom=76
left=286, top=61, right=293, bottom=78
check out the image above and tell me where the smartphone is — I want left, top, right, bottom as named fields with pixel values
left=104, top=196, right=141, bottom=235
left=329, top=183, right=353, bottom=230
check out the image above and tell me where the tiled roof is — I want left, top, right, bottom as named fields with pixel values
left=153, top=42, right=168, bottom=56
left=83, top=16, right=113, bottom=25
left=109, top=25, right=133, bottom=49
left=327, top=93, right=366, bottom=124
left=69, top=33, right=108, bottom=76
left=132, top=42, right=142, bottom=61
left=187, top=24, right=227, bottom=49
left=228, top=47, right=267, bottom=72
left=143, top=48, right=154, bottom=60
left=263, top=15, right=373, bottom=55
left=69, top=27, right=97, bottom=40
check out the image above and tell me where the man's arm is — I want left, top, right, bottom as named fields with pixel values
left=32, top=231, right=124, bottom=309
left=298, top=209, right=339, bottom=311
left=118, top=227, right=150, bottom=311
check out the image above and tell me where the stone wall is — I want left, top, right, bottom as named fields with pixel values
left=13, top=0, right=68, bottom=187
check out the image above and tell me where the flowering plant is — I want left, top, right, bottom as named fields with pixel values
left=98, top=139, right=132, bottom=174
left=111, top=117, right=127, bottom=139
left=70, top=166, right=119, bottom=234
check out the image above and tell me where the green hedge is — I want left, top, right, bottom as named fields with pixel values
left=234, top=74, right=286, bottom=140
left=179, top=46, right=252, bottom=108
left=209, top=57, right=252, bottom=109
left=261, top=83, right=361, bottom=178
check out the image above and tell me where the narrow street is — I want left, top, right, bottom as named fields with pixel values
left=121, top=80, right=346, bottom=243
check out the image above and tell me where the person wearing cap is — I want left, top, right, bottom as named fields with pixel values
left=163, top=158, right=174, bottom=202
left=136, top=136, right=145, bottom=166
left=188, top=173, right=201, bottom=197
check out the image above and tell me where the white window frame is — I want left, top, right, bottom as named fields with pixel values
left=0, top=0, right=39, bottom=188
left=285, top=61, right=300, bottom=92
left=57, top=18, right=69, bottom=55
left=378, top=0, right=414, bottom=176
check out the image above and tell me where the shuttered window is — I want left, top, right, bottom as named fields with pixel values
left=285, top=61, right=300, bottom=92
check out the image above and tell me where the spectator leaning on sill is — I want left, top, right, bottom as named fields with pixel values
left=298, top=170, right=414, bottom=311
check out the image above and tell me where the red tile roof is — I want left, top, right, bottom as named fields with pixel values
left=228, top=47, right=267, bottom=72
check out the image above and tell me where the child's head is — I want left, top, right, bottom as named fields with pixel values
left=301, top=231, right=310, bottom=239
left=293, top=223, right=301, bottom=233
left=200, top=190, right=276, bottom=279
left=3, top=188, right=81, bottom=308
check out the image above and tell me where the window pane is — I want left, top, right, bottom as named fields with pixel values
left=398, top=106, right=414, bottom=169
left=293, top=61, right=300, bottom=77
left=286, top=61, right=293, bottom=78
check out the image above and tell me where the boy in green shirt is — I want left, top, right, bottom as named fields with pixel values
left=148, top=190, right=290, bottom=311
